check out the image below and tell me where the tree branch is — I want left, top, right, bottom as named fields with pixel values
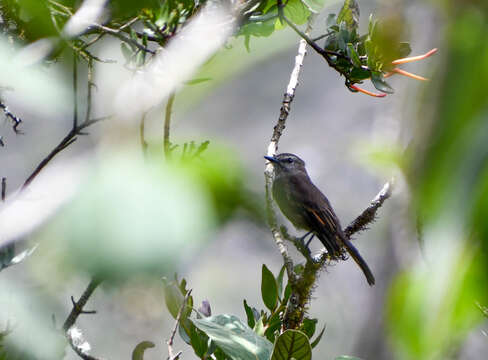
left=63, top=277, right=102, bottom=331
left=21, top=115, right=108, bottom=189
left=344, top=179, right=394, bottom=239
left=21, top=56, right=109, bottom=190
left=265, top=15, right=316, bottom=329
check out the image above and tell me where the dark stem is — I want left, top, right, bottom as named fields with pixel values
left=1, top=177, right=5, bottom=201
left=164, top=92, right=176, bottom=160
left=167, top=289, right=192, bottom=360
left=21, top=116, right=107, bottom=189
left=63, top=277, right=102, bottom=332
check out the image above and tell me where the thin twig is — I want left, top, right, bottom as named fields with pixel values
left=85, top=58, right=94, bottom=124
left=87, top=23, right=155, bottom=55
left=344, top=179, right=394, bottom=239
left=63, top=278, right=102, bottom=332
left=140, top=112, right=148, bottom=157
left=73, top=54, right=78, bottom=128
left=277, top=2, right=366, bottom=78
left=21, top=116, right=108, bottom=189
left=0, top=101, right=22, bottom=134
left=1, top=177, right=6, bottom=201
left=164, top=92, right=176, bottom=160
left=167, top=289, right=192, bottom=360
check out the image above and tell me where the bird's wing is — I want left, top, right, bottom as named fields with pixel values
left=287, top=173, right=343, bottom=254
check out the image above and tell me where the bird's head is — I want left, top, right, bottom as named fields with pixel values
left=264, top=153, right=306, bottom=174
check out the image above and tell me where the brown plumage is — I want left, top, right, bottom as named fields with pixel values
left=265, top=153, right=375, bottom=286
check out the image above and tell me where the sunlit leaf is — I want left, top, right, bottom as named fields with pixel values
left=192, top=314, right=273, bottom=360
left=261, top=264, right=279, bottom=311
left=271, top=330, right=311, bottom=360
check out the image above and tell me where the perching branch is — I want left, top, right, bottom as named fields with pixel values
left=344, top=179, right=394, bottom=239
left=264, top=15, right=316, bottom=329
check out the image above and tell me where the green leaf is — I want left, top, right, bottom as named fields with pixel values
left=347, top=43, right=361, bottom=67
left=264, top=311, right=281, bottom=342
left=243, top=300, right=256, bottom=328
left=253, top=316, right=266, bottom=337
left=371, top=72, right=394, bottom=94
left=337, top=0, right=360, bottom=30
left=185, top=77, right=212, bottom=85
left=162, top=278, right=185, bottom=319
left=397, top=42, right=412, bottom=59
left=192, top=315, right=273, bottom=360
left=132, top=341, right=155, bottom=360
left=271, top=330, right=311, bottom=360
left=300, top=318, right=317, bottom=339
left=326, top=13, right=336, bottom=27
left=283, top=0, right=310, bottom=25
left=261, top=264, right=279, bottom=311
left=301, top=0, right=326, bottom=14
left=310, top=326, right=325, bottom=348
left=283, top=283, right=292, bottom=303
left=276, top=265, right=286, bottom=300
left=121, top=42, right=134, bottom=62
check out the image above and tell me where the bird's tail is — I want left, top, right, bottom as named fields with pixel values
left=341, top=237, right=375, bottom=286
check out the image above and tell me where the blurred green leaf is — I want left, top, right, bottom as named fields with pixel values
left=35, top=147, right=261, bottom=279
left=336, top=0, right=359, bottom=30
left=371, top=72, right=394, bottom=94
left=276, top=265, right=286, bottom=300
left=132, top=341, right=155, bottom=360
left=301, top=0, right=326, bottom=14
left=261, top=264, right=279, bottom=311
left=264, top=311, right=281, bottom=342
left=192, top=315, right=273, bottom=360
left=162, top=278, right=185, bottom=319
left=253, top=316, right=266, bottom=337
left=0, top=244, right=38, bottom=272
left=347, top=43, right=361, bottom=67
left=300, top=318, right=317, bottom=339
left=310, top=326, right=325, bottom=348
left=283, top=0, right=310, bottom=25
left=243, top=300, right=256, bottom=328
left=185, top=78, right=212, bottom=85
left=387, top=243, right=488, bottom=360
left=271, top=330, right=311, bottom=360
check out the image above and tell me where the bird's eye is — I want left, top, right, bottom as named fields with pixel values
left=286, top=158, right=293, bottom=163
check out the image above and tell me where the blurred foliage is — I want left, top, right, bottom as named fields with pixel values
left=323, top=1, right=412, bottom=94
left=387, top=1, right=488, bottom=360
left=32, top=146, right=262, bottom=281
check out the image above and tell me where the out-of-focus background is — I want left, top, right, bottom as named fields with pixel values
left=1, top=0, right=487, bottom=359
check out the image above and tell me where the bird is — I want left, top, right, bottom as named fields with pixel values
left=264, top=153, right=375, bottom=286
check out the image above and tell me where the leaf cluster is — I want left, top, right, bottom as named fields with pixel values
left=323, top=1, right=411, bottom=94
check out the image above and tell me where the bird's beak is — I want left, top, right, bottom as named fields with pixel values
left=264, top=155, right=279, bottom=164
